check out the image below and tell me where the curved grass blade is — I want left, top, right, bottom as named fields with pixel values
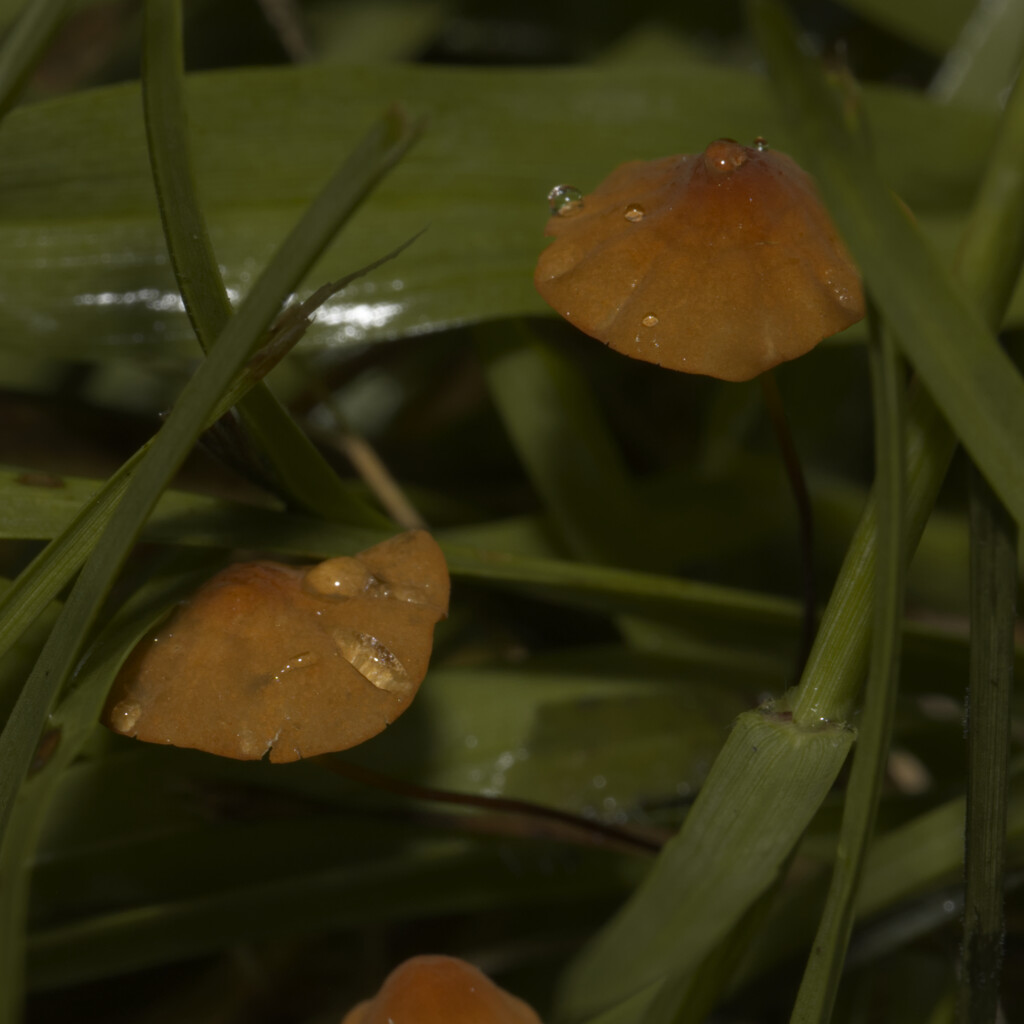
left=0, top=100, right=419, bottom=849
left=142, top=0, right=388, bottom=528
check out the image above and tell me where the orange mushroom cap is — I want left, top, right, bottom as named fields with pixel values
left=534, top=138, right=865, bottom=382
left=340, top=955, right=543, bottom=1024
left=101, top=530, right=449, bottom=763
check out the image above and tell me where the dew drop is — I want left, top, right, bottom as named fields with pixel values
left=333, top=627, right=412, bottom=696
left=753, top=136, right=769, bottom=151
left=303, top=557, right=373, bottom=599
left=641, top=313, right=659, bottom=327
left=547, top=184, right=584, bottom=216
left=703, top=139, right=748, bottom=176
left=623, top=203, right=645, bottom=222
left=110, top=700, right=142, bottom=734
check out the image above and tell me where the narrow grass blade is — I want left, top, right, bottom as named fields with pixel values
left=0, top=102, right=418, bottom=848
left=0, top=0, right=72, bottom=119
left=752, top=0, right=1024, bottom=532
left=789, top=309, right=907, bottom=1023
left=142, top=0, right=388, bottom=528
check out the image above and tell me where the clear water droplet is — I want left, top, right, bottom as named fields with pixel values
left=641, top=313, right=659, bottom=327
left=333, top=628, right=411, bottom=696
left=703, top=139, right=748, bottom=176
left=753, top=136, right=769, bottom=151
left=623, top=203, right=645, bottom=222
left=110, top=700, right=142, bottom=734
left=304, top=557, right=373, bottom=598
left=547, top=184, right=584, bottom=216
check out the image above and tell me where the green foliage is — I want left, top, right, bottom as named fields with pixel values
left=0, top=1, right=1022, bottom=1022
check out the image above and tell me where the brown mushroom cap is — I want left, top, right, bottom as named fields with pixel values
left=340, top=955, right=543, bottom=1024
left=102, top=530, right=449, bottom=763
left=534, top=138, right=865, bottom=382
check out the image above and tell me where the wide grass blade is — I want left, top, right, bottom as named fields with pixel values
left=0, top=60, right=1013, bottom=366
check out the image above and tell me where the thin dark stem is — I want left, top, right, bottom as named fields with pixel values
left=760, top=369, right=816, bottom=678
left=959, top=465, right=1017, bottom=1024
left=314, top=756, right=665, bottom=856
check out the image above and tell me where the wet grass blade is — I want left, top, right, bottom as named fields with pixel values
left=142, top=0, right=389, bottom=528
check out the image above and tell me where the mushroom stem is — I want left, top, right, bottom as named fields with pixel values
left=313, top=756, right=664, bottom=855
left=760, top=369, right=816, bottom=676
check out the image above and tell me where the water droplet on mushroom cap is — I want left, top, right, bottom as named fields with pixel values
left=547, top=183, right=584, bottom=216
left=101, top=530, right=449, bottom=763
left=341, top=955, right=542, bottom=1024
left=534, top=138, right=865, bottom=382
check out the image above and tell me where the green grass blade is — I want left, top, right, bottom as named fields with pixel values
left=0, top=102, right=418, bottom=846
left=789, top=311, right=907, bottom=1023
left=141, top=0, right=388, bottom=528
left=0, top=0, right=71, bottom=119
left=751, top=0, right=1024, bottom=532
left=554, top=712, right=854, bottom=1021
left=476, top=320, right=645, bottom=568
